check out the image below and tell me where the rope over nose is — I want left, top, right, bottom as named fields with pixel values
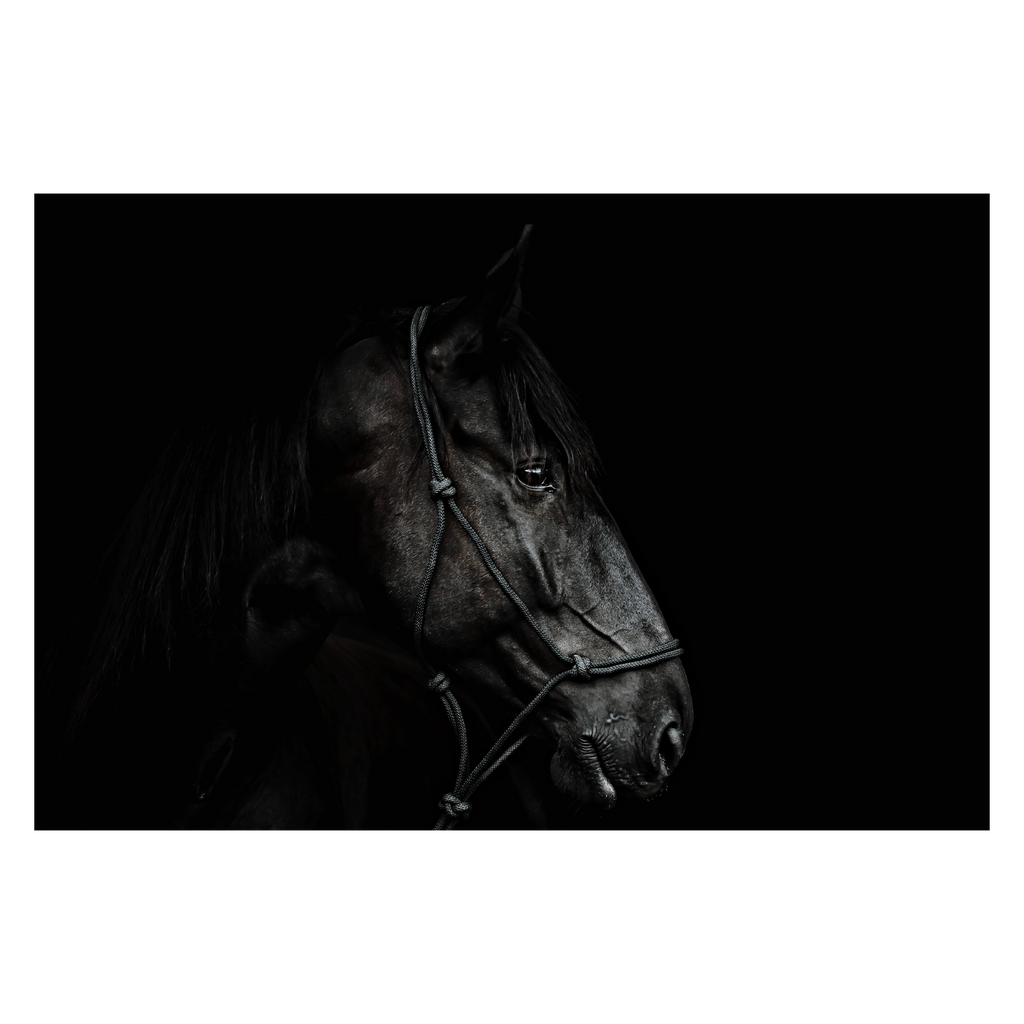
left=430, top=477, right=456, bottom=499
left=571, top=654, right=592, bottom=679
left=427, top=672, right=449, bottom=694
left=439, top=793, right=472, bottom=820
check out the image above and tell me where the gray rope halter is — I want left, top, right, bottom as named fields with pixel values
left=408, top=305, right=683, bottom=829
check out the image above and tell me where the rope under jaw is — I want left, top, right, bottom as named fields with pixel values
left=439, top=793, right=472, bottom=821
left=407, top=304, right=684, bottom=830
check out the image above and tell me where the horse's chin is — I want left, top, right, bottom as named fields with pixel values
left=549, top=737, right=619, bottom=809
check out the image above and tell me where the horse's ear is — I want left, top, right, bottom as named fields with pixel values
left=421, top=224, right=532, bottom=374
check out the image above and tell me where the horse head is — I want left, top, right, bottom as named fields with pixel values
left=40, top=225, right=693, bottom=829
left=311, top=227, right=694, bottom=816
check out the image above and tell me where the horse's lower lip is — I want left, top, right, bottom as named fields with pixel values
left=577, top=736, right=617, bottom=807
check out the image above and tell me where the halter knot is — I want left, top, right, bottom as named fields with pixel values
left=571, top=654, right=593, bottom=679
left=439, top=793, right=472, bottom=820
left=427, top=671, right=449, bottom=694
left=430, top=477, right=456, bottom=499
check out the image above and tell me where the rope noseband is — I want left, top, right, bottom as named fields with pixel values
left=408, top=305, right=683, bottom=829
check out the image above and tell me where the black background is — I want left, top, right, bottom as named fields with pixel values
left=35, top=197, right=989, bottom=828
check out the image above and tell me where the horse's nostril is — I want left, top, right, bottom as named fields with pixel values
left=658, top=721, right=684, bottom=773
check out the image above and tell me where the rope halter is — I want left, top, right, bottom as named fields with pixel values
left=407, top=305, right=684, bottom=829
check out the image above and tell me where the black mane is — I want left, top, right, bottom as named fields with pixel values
left=44, top=393, right=317, bottom=739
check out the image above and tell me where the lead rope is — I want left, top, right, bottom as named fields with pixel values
left=408, top=305, right=683, bottom=829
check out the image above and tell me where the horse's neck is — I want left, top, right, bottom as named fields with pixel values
left=303, top=628, right=453, bottom=828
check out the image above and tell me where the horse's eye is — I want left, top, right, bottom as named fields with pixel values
left=515, top=463, right=553, bottom=490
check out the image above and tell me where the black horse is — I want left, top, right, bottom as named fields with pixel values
left=37, top=225, right=694, bottom=829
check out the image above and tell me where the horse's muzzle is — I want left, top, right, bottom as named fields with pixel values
left=545, top=669, right=693, bottom=809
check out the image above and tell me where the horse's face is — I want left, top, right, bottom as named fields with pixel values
left=313, top=242, right=693, bottom=810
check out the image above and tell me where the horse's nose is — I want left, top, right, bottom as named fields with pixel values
left=653, top=710, right=686, bottom=776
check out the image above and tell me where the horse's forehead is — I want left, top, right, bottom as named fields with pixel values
left=424, top=375, right=505, bottom=451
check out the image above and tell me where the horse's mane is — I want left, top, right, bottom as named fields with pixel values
left=42, top=300, right=600, bottom=744
left=41, top=349, right=325, bottom=741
